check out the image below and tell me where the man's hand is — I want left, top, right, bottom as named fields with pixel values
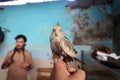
left=50, top=57, right=86, bottom=80
left=21, top=62, right=29, bottom=69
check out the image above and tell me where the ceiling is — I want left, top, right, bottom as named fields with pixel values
left=67, top=0, right=115, bottom=9
left=0, top=0, right=13, bottom=2
left=0, top=0, right=59, bottom=6
left=0, top=0, right=115, bottom=8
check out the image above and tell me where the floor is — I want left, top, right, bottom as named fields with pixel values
left=83, top=54, right=120, bottom=80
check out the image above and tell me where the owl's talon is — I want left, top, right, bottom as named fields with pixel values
left=58, top=59, right=62, bottom=62
left=66, top=65, right=77, bottom=72
left=50, top=59, right=63, bottom=64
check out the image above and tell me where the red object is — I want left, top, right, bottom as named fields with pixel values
left=91, top=46, right=112, bottom=58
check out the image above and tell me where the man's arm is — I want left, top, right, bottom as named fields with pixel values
left=50, top=58, right=70, bottom=80
left=23, top=50, right=34, bottom=71
left=1, top=50, right=13, bottom=69
left=69, top=69, right=86, bottom=80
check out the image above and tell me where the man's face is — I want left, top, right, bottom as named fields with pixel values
left=16, top=38, right=25, bottom=49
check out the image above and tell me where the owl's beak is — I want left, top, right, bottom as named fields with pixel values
left=55, top=30, right=59, bottom=36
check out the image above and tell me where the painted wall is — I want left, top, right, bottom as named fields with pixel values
left=0, top=1, right=92, bottom=59
left=112, top=0, right=120, bottom=15
left=1, top=0, right=119, bottom=59
left=67, top=3, right=113, bottom=49
left=0, top=1, right=73, bottom=45
left=112, top=0, right=120, bottom=51
left=67, top=0, right=120, bottom=50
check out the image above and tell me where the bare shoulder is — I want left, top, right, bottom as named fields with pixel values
left=24, top=49, right=32, bottom=55
left=8, top=50, right=13, bottom=53
left=7, top=50, right=14, bottom=55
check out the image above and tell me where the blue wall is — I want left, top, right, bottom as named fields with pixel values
left=0, top=1, right=73, bottom=45
left=0, top=1, right=87, bottom=59
left=112, top=0, right=120, bottom=15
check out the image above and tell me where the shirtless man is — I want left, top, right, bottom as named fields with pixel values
left=1, top=34, right=34, bottom=80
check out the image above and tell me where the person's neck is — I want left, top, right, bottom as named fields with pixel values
left=14, top=47, right=25, bottom=53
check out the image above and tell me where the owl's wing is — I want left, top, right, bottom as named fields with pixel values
left=50, top=38, right=62, bottom=55
left=64, top=36, right=77, bottom=54
left=59, top=36, right=77, bottom=58
left=50, top=37, right=74, bottom=61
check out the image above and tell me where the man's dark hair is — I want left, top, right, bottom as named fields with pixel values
left=15, top=34, right=27, bottom=42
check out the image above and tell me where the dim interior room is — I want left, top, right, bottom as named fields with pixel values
left=0, top=0, right=120, bottom=80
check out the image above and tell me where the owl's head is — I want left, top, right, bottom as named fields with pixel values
left=52, top=23, right=63, bottom=37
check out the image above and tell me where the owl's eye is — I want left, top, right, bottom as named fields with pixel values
left=53, top=29, right=55, bottom=31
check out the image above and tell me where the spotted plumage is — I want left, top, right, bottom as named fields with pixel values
left=50, top=23, right=82, bottom=69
